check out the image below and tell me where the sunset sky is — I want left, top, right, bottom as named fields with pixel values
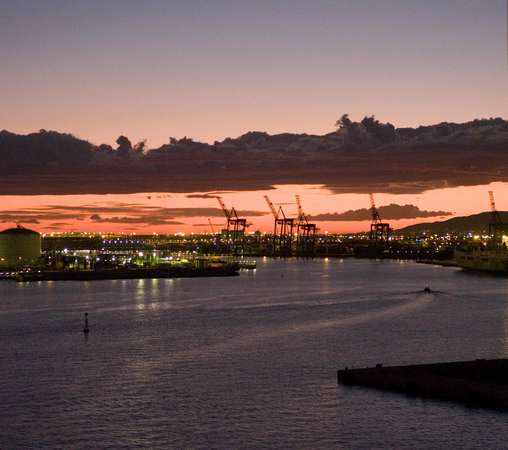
left=1, top=0, right=507, bottom=147
left=1, top=1, right=508, bottom=234
left=3, top=183, right=508, bottom=234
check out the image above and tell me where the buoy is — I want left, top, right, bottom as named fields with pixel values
left=83, top=312, right=89, bottom=334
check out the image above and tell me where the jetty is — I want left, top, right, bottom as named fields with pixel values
left=12, top=264, right=239, bottom=282
left=337, top=358, right=508, bottom=411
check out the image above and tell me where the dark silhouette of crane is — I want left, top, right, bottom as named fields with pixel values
left=264, top=195, right=295, bottom=256
left=488, top=191, right=505, bottom=248
left=207, top=218, right=216, bottom=235
left=295, top=195, right=317, bottom=257
left=216, top=196, right=247, bottom=255
left=369, top=193, right=391, bottom=245
left=206, top=217, right=221, bottom=253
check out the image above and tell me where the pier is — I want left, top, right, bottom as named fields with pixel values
left=12, top=264, right=239, bottom=282
left=337, top=358, right=508, bottom=411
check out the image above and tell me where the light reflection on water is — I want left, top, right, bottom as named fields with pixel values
left=1, top=259, right=508, bottom=449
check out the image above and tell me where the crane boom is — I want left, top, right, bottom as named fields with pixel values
left=369, top=193, right=375, bottom=210
left=216, top=196, right=230, bottom=219
left=207, top=218, right=215, bottom=234
left=369, top=193, right=381, bottom=223
left=489, top=191, right=502, bottom=225
left=229, top=206, right=239, bottom=219
left=489, top=191, right=497, bottom=213
left=264, top=195, right=278, bottom=219
left=295, top=195, right=304, bottom=221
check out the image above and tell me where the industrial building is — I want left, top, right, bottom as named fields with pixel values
left=0, top=226, right=42, bottom=268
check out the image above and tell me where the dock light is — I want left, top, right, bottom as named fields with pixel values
left=138, top=252, right=144, bottom=257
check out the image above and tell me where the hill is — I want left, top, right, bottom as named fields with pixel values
left=397, top=212, right=508, bottom=234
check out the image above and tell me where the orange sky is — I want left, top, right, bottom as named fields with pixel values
left=1, top=1, right=507, bottom=232
left=1, top=183, right=507, bottom=234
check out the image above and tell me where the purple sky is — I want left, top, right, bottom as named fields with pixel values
left=1, top=0, right=507, bottom=146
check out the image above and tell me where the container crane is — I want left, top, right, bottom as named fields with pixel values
left=215, top=196, right=247, bottom=255
left=295, top=195, right=317, bottom=257
left=369, top=193, right=391, bottom=244
left=488, top=191, right=505, bottom=247
left=216, top=196, right=230, bottom=221
left=370, top=193, right=381, bottom=224
left=264, top=195, right=295, bottom=256
left=264, top=195, right=278, bottom=219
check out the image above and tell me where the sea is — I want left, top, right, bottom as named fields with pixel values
left=1, top=258, right=508, bottom=449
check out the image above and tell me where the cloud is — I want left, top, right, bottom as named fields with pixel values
left=43, top=204, right=267, bottom=218
left=160, top=207, right=267, bottom=217
left=0, top=203, right=268, bottom=229
left=186, top=193, right=217, bottom=199
left=193, top=222, right=223, bottom=227
left=2, top=118, right=508, bottom=195
left=311, top=204, right=452, bottom=221
left=0, top=215, right=40, bottom=224
left=186, top=191, right=237, bottom=199
left=90, top=214, right=183, bottom=226
left=45, top=222, right=72, bottom=229
left=0, top=211, right=79, bottom=222
left=45, top=203, right=160, bottom=214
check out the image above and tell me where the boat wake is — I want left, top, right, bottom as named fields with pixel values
left=179, top=290, right=436, bottom=358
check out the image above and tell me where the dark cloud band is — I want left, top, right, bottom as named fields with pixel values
left=1, top=117, right=507, bottom=195
left=312, top=204, right=452, bottom=221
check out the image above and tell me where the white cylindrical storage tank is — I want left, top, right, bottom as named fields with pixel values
left=0, top=226, right=42, bottom=268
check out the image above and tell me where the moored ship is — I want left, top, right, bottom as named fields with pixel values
left=454, top=247, right=508, bottom=273
left=454, top=191, right=508, bottom=274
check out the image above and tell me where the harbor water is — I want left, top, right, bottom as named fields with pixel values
left=1, top=258, right=508, bottom=449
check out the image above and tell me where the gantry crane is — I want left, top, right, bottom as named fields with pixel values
left=264, top=195, right=295, bottom=256
left=216, top=196, right=247, bottom=255
left=369, top=193, right=391, bottom=245
left=488, top=191, right=504, bottom=248
left=295, top=195, right=317, bottom=257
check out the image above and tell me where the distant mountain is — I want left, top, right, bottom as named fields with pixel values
left=397, top=211, right=508, bottom=234
left=1, top=116, right=508, bottom=195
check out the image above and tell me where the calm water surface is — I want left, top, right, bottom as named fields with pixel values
left=1, top=259, right=508, bottom=449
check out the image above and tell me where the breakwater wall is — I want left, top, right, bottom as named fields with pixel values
left=337, top=358, right=508, bottom=411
